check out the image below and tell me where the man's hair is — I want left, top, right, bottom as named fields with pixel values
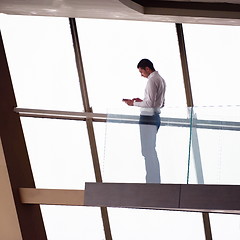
left=137, top=59, right=155, bottom=71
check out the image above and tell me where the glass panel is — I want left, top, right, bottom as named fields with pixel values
left=188, top=106, right=240, bottom=185
left=76, top=18, right=186, bottom=113
left=0, top=14, right=83, bottom=111
left=21, top=117, right=95, bottom=189
left=103, top=107, right=191, bottom=184
left=184, top=24, right=240, bottom=106
left=41, top=206, right=105, bottom=240
left=109, top=208, right=205, bottom=240
left=93, top=121, right=109, bottom=172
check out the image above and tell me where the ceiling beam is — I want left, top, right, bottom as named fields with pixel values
left=1, top=0, right=240, bottom=25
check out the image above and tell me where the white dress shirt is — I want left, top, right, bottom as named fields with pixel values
left=133, top=71, right=166, bottom=115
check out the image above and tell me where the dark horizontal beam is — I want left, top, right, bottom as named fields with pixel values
left=84, top=183, right=240, bottom=214
left=128, top=0, right=240, bottom=20
left=133, top=1, right=240, bottom=12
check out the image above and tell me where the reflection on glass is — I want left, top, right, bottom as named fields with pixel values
left=0, top=14, right=83, bottom=111
left=139, top=112, right=161, bottom=183
left=189, top=106, right=240, bottom=185
left=104, top=107, right=191, bottom=184
left=105, top=106, right=240, bottom=185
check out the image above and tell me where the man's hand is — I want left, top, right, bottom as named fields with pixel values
left=122, top=99, right=134, bottom=106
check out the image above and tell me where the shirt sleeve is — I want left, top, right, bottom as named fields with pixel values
left=133, top=78, right=158, bottom=108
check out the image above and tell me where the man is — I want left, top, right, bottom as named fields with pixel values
left=123, top=59, right=166, bottom=183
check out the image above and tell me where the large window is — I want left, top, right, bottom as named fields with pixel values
left=76, top=18, right=186, bottom=112
left=1, top=13, right=240, bottom=240
left=0, top=15, right=82, bottom=111
left=184, top=24, right=240, bottom=106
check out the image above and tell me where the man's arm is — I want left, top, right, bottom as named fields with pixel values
left=133, top=79, right=157, bottom=108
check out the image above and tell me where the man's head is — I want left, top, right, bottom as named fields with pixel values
left=137, top=59, right=155, bottom=78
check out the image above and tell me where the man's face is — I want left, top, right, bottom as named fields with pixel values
left=138, top=67, right=151, bottom=78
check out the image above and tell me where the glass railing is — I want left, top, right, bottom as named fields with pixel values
left=103, top=106, right=240, bottom=185
left=188, top=106, right=240, bottom=185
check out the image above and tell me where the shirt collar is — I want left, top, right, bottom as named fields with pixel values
left=148, top=71, right=157, bottom=79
